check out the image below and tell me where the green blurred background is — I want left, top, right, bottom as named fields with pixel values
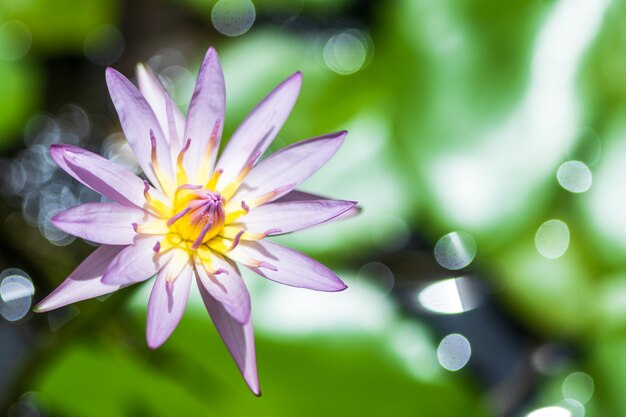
left=0, top=0, right=623, bottom=416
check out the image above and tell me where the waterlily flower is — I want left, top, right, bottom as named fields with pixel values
left=34, top=47, right=357, bottom=395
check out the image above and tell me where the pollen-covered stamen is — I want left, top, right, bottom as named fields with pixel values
left=194, top=119, right=223, bottom=183
left=248, top=183, right=295, bottom=209
left=168, top=188, right=226, bottom=248
left=220, top=151, right=262, bottom=200
left=206, top=118, right=222, bottom=155
left=176, top=138, right=192, bottom=185
left=150, top=129, right=159, bottom=169
left=205, top=168, right=223, bottom=191
left=224, top=229, right=245, bottom=252
left=143, top=180, right=151, bottom=201
left=149, top=129, right=175, bottom=196
left=225, top=200, right=250, bottom=224
left=220, top=226, right=281, bottom=241
left=167, top=206, right=192, bottom=227
left=142, top=180, right=171, bottom=216
left=232, top=253, right=278, bottom=271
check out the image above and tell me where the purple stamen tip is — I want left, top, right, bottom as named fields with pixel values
left=264, top=228, right=281, bottom=237
left=167, top=206, right=191, bottom=227
left=249, top=151, right=262, bottom=164
left=214, top=268, right=228, bottom=276
left=149, top=129, right=157, bottom=148
left=241, top=201, right=250, bottom=212
left=191, top=220, right=215, bottom=250
left=131, top=223, right=138, bottom=232
left=226, top=229, right=245, bottom=252
left=153, top=241, right=161, bottom=253
left=182, top=138, right=191, bottom=152
left=210, top=118, right=222, bottom=139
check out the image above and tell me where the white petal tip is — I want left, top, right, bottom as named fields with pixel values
left=245, top=376, right=261, bottom=396
left=146, top=336, right=165, bottom=350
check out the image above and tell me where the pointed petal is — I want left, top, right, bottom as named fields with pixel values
left=234, top=198, right=356, bottom=235
left=106, top=67, right=174, bottom=185
left=34, top=245, right=125, bottom=312
left=184, top=48, right=226, bottom=181
left=216, top=72, right=302, bottom=188
left=52, top=203, right=150, bottom=245
left=102, top=236, right=163, bottom=285
left=232, top=131, right=346, bottom=205
left=136, top=63, right=185, bottom=147
left=194, top=254, right=251, bottom=324
left=274, top=190, right=362, bottom=221
left=197, top=277, right=260, bottom=395
left=274, top=190, right=328, bottom=202
left=50, top=144, right=161, bottom=209
left=229, top=240, right=347, bottom=292
left=146, top=263, right=193, bottom=349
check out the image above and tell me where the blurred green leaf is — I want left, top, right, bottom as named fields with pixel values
left=0, top=0, right=120, bottom=53
left=35, top=309, right=489, bottom=417
left=0, top=58, right=39, bottom=148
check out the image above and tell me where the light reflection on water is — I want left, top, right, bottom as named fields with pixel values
left=417, top=276, right=482, bottom=315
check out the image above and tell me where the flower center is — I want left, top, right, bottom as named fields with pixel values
left=167, top=186, right=225, bottom=250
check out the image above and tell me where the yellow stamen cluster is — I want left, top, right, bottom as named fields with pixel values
left=136, top=136, right=272, bottom=279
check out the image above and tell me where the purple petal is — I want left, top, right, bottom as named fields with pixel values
left=194, top=254, right=251, bottom=324
left=274, top=190, right=327, bottom=202
left=216, top=72, right=302, bottom=188
left=52, top=203, right=150, bottom=245
left=183, top=48, right=226, bottom=181
left=106, top=67, right=174, bottom=186
left=274, top=190, right=361, bottom=220
left=146, top=263, right=193, bottom=349
left=235, top=198, right=356, bottom=235
left=197, top=276, right=260, bottom=395
left=102, top=236, right=163, bottom=285
left=50, top=144, right=158, bottom=209
left=229, top=240, right=347, bottom=292
left=136, top=63, right=185, bottom=149
left=34, top=245, right=125, bottom=312
left=233, top=131, right=346, bottom=204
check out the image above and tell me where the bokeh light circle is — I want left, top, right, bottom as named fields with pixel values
left=437, top=333, right=471, bottom=371
left=526, top=406, right=571, bottom=417
left=557, top=161, right=592, bottom=193
left=211, top=0, right=256, bottom=37
left=535, top=219, right=570, bottom=259
left=434, top=231, right=477, bottom=270
left=355, top=262, right=394, bottom=298
left=562, top=372, right=594, bottom=405
left=0, top=20, right=32, bottom=61
left=84, top=25, right=125, bottom=66
left=0, top=270, right=34, bottom=322
left=323, top=31, right=368, bottom=75
left=559, top=399, right=585, bottom=417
